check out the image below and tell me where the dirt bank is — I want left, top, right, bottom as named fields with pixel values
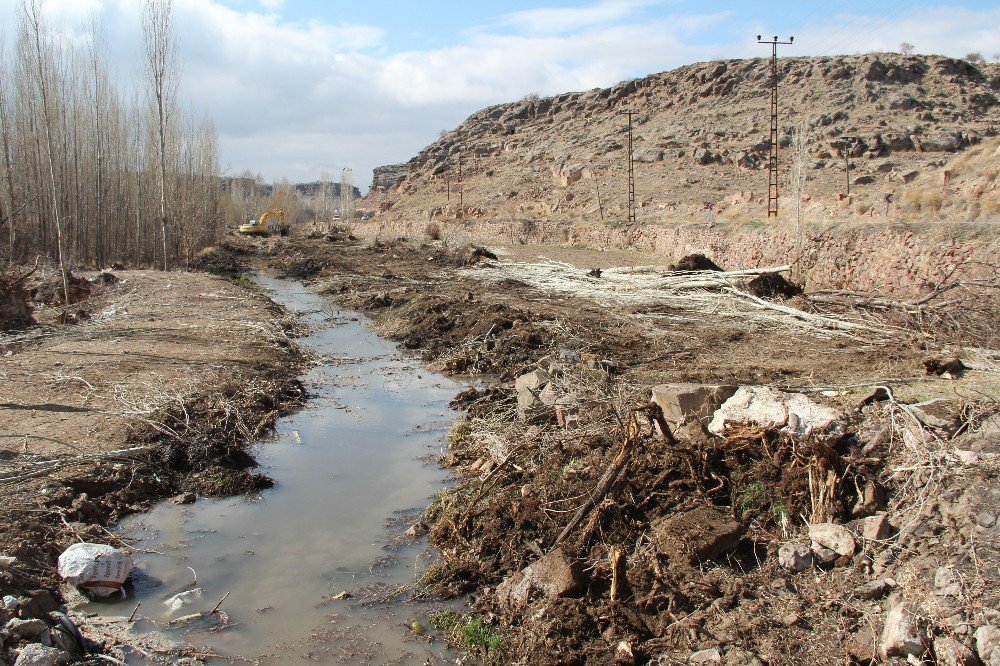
left=0, top=266, right=306, bottom=603
left=259, top=233, right=998, bottom=666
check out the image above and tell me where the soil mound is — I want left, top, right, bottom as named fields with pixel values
left=671, top=253, right=723, bottom=272
left=745, top=272, right=803, bottom=299
left=29, top=271, right=91, bottom=306
left=0, top=265, right=35, bottom=331
left=192, top=245, right=249, bottom=277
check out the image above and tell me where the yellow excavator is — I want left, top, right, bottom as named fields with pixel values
left=238, top=209, right=288, bottom=237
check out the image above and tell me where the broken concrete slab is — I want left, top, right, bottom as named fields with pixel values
left=708, top=386, right=843, bottom=437
left=495, top=547, right=584, bottom=609
left=651, top=383, right=738, bottom=423
left=651, top=506, right=744, bottom=564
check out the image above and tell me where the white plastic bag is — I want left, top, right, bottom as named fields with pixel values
left=57, top=543, right=134, bottom=597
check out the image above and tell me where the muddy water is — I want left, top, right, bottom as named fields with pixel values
left=92, top=274, right=467, bottom=663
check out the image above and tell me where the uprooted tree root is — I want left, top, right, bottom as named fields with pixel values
left=411, top=365, right=896, bottom=664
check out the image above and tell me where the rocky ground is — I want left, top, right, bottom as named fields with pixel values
left=0, top=255, right=307, bottom=663
left=257, top=231, right=999, bottom=666
left=365, top=54, right=999, bottom=226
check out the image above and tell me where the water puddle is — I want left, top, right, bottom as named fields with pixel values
left=87, top=274, right=468, bottom=663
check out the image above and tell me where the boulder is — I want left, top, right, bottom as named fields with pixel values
left=777, top=543, right=813, bottom=572
left=495, top=548, right=584, bottom=609
left=651, top=384, right=738, bottom=424
left=809, top=523, right=856, bottom=557
left=708, top=386, right=842, bottom=437
left=880, top=602, right=929, bottom=660
left=636, top=147, right=665, bottom=163
left=651, top=506, right=744, bottom=564
left=920, top=131, right=962, bottom=152
left=13, top=644, right=66, bottom=666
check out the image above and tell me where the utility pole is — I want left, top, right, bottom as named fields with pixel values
left=621, top=109, right=635, bottom=225
left=840, top=138, right=851, bottom=195
left=757, top=34, right=793, bottom=218
left=458, top=156, right=464, bottom=214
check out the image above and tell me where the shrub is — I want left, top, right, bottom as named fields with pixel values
left=424, top=222, right=442, bottom=240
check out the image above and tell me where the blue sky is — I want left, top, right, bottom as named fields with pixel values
left=3, top=0, right=998, bottom=187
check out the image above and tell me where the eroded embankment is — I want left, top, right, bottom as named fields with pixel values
left=353, top=217, right=999, bottom=298
left=262, top=235, right=999, bottom=666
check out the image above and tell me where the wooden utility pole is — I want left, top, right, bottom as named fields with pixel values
left=757, top=35, right=794, bottom=218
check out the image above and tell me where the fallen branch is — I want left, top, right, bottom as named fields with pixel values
left=553, top=427, right=638, bottom=547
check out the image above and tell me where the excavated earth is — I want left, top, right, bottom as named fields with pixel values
left=257, top=232, right=999, bottom=666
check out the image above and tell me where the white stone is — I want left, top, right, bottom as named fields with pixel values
left=13, top=644, right=66, bottom=666
left=6, top=618, right=48, bottom=638
left=777, top=543, right=813, bottom=572
left=880, top=602, right=928, bottom=660
left=708, top=386, right=841, bottom=436
left=977, top=626, right=1000, bottom=661
left=934, top=636, right=979, bottom=666
left=689, top=647, right=722, bottom=664
left=809, top=523, right=856, bottom=557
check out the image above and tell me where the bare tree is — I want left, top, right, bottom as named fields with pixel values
left=22, top=0, right=69, bottom=303
left=899, top=42, right=914, bottom=55
left=142, top=0, right=179, bottom=271
left=965, top=52, right=985, bottom=64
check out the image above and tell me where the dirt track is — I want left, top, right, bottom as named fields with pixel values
left=0, top=268, right=306, bottom=594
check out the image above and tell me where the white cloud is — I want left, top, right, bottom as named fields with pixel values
left=493, top=0, right=666, bottom=35
left=1, top=0, right=998, bottom=188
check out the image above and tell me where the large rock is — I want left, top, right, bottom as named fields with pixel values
left=13, top=644, right=67, bottom=666
left=880, top=602, right=929, bottom=660
left=708, top=386, right=842, bottom=437
left=651, top=384, right=738, bottom=424
left=495, top=548, right=584, bottom=609
left=809, top=523, right=856, bottom=557
left=651, top=506, right=744, bottom=564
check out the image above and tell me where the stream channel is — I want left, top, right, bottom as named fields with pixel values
left=88, top=273, right=469, bottom=663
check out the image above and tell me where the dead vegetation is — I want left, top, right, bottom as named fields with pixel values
left=262, top=236, right=999, bottom=665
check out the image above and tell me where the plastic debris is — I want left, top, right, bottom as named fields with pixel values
left=57, top=543, right=135, bottom=598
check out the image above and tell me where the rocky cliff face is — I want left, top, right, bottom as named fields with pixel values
left=367, top=54, right=999, bottom=224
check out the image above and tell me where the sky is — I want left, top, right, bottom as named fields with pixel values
left=2, top=0, right=998, bottom=189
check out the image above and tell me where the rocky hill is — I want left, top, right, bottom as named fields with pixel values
left=366, top=54, right=999, bottom=225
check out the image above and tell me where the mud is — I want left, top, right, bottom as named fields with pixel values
left=254, top=233, right=999, bottom=666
